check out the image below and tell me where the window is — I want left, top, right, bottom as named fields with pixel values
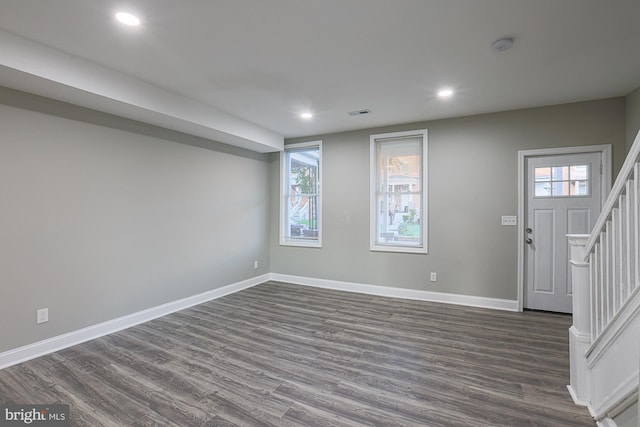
left=280, top=141, right=322, bottom=247
left=534, top=164, right=590, bottom=197
left=370, top=130, right=427, bottom=253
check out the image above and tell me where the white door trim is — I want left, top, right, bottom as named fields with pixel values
left=517, top=144, right=612, bottom=312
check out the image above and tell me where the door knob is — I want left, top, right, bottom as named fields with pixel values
left=526, top=238, right=533, bottom=244
left=525, top=227, right=532, bottom=233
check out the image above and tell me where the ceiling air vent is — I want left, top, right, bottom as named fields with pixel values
left=347, top=109, right=371, bottom=116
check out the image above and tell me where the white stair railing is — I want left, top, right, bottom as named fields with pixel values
left=585, top=140, right=640, bottom=343
left=568, top=131, right=640, bottom=423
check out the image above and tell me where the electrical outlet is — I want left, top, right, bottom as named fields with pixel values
left=36, top=308, right=48, bottom=324
left=254, top=260, right=259, bottom=269
left=501, top=216, right=517, bottom=226
left=430, top=272, right=437, bottom=282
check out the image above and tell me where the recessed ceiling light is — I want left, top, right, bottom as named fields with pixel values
left=437, top=89, right=454, bottom=98
left=300, top=112, right=313, bottom=120
left=115, top=12, right=141, bottom=26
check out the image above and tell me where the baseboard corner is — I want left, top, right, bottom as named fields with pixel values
left=0, top=273, right=270, bottom=371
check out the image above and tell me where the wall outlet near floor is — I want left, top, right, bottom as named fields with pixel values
left=36, top=308, right=49, bottom=324
left=501, top=216, right=517, bottom=226
left=254, top=260, right=259, bottom=269
left=430, top=272, right=437, bottom=282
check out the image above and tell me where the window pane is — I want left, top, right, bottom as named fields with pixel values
left=397, top=197, right=421, bottom=242
left=286, top=195, right=319, bottom=240
left=288, top=149, right=319, bottom=195
left=552, top=181, right=569, bottom=196
left=570, top=165, right=589, bottom=180
left=535, top=167, right=551, bottom=182
left=570, top=180, right=589, bottom=196
left=535, top=182, right=551, bottom=197
left=552, top=166, right=569, bottom=181
left=377, top=141, right=422, bottom=193
left=375, top=195, right=422, bottom=246
left=375, top=194, right=395, bottom=243
left=387, top=156, right=420, bottom=192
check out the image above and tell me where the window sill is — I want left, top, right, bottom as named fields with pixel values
left=280, top=239, right=322, bottom=248
left=370, top=244, right=428, bottom=254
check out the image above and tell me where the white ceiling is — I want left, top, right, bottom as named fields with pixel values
left=1, top=0, right=639, bottom=152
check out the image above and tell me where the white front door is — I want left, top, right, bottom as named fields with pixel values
left=524, top=152, right=602, bottom=313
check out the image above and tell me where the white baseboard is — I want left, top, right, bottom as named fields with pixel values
left=0, top=272, right=520, bottom=370
left=269, top=273, right=519, bottom=312
left=597, top=418, right=617, bottom=427
left=0, top=274, right=270, bottom=370
left=567, top=385, right=591, bottom=408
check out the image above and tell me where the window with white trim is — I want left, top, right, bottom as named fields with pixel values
left=370, top=130, right=427, bottom=253
left=280, top=141, right=322, bottom=247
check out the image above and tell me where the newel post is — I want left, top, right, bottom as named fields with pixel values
left=567, top=234, right=592, bottom=406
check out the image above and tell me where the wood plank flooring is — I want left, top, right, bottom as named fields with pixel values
left=0, top=281, right=595, bottom=426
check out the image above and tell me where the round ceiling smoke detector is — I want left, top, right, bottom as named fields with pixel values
left=491, top=37, right=513, bottom=52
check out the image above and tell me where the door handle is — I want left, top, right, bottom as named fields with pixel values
left=526, top=238, right=533, bottom=244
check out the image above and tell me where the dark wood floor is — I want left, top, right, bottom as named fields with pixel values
left=0, top=281, right=594, bottom=426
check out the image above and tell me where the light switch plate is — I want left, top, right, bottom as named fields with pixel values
left=501, top=216, right=517, bottom=226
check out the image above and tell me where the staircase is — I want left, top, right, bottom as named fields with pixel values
left=568, top=131, right=640, bottom=426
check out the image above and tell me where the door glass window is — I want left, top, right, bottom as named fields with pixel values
left=534, top=164, right=590, bottom=197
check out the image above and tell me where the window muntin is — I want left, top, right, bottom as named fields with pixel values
left=280, top=141, right=322, bottom=247
left=534, top=164, right=590, bottom=197
left=370, top=130, right=427, bottom=253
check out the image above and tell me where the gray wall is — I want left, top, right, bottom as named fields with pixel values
left=0, top=91, right=270, bottom=353
left=626, top=86, right=640, bottom=152
left=270, top=98, right=626, bottom=301
left=0, top=88, right=628, bottom=354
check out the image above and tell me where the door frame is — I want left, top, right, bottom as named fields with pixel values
left=516, top=144, right=612, bottom=312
